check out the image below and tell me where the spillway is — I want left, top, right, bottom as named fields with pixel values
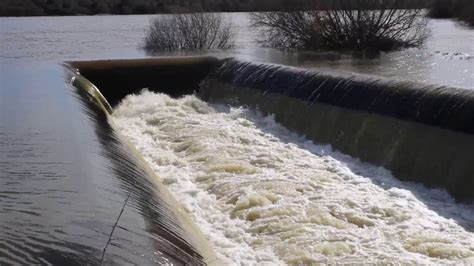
left=112, top=91, right=474, bottom=264
left=71, top=57, right=474, bottom=202
left=201, top=59, right=474, bottom=201
left=71, top=57, right=474, bottom=264
left=3, top=56, right=472, bottom=265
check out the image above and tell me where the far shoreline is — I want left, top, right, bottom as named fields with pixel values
left=0, top=11, right=252, bottom=18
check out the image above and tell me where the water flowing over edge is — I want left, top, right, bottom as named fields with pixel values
left=202, top=59, right=474, bottom=201
left=112, top=91, right=474, bottom=265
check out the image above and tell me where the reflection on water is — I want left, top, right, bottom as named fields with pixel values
left=0, top=63, right=204, bottom=264
left=1, top=14, right=473, bottom=88
left=0, top=64, right=109, bottom=264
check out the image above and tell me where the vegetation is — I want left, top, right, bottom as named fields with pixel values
left=251, top=0, right=429, bottom=56
left=428, top=0, right=474, bottom=27
left=0, top=0, right=287, bottom=16
left=144, top=13, right=234, bottom=51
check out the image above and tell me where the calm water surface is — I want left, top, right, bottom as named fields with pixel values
left=1, top=13, right=473, bottom=88
left=0, top=15, right=209, bottom=265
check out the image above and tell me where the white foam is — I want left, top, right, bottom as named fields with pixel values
left=112, top=90, right=474, bottom=265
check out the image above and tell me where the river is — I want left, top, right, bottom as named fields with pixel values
left=1, top=13, right=473, bottom=88
left=1, top=13, right=474, bottom=265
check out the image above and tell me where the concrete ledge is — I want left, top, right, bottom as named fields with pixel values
left=211, top=59, right=474, bottom=135
left=68, top=56, right=222, bottom=107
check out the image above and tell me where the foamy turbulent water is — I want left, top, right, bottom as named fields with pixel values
left=112, top=91, right=474, bottom=265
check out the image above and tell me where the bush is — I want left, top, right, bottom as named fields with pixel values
left=144, top=13, right=235, bottom=52
left=250, top=11, right=323, bottom=50
left=251, top=0, right=429, bottom=55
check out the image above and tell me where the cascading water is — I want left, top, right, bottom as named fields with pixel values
left=200, top=59, right=474, bottom=201
left=65, top=56, right=474, bottom=265
left=112, top=90, right=474, bottom=265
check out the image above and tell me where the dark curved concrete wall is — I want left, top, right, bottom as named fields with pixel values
left=69, top=57, right=221, bottom=107
left=200, top=59, right=474, bottom=201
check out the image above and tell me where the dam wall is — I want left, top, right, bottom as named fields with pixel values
left=69, top=56, right=474, bottom=200
left=69, top=57, right=221, bottom=107
left=200, top=59, right=474, bottom=201
left=66, top=65, right=218, bottom=265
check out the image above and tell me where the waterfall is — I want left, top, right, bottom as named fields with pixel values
left=200, top=59, right=474, bottom=201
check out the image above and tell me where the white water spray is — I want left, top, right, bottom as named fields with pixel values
left=113, top=90, right=474, bottom=265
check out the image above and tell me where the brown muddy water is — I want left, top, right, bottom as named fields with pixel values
left=1, top=12, right=473, bottom=265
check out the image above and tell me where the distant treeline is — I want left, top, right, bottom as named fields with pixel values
left=0, top=0, right=285, bottom=16
left=1, top=0, right=432, bottom=17
left=427, top=0, right=474, bottom=26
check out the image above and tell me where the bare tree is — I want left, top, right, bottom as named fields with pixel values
left=251, top=0, right=429, bottom=55
left=144, top=13, right=235, bottom=52
left=251, top=11, right=323, bottom=50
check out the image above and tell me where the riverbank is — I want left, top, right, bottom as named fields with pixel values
left=1, top=0, right=283, bottom=17
left=0, top=0, right=431, bottom=17
left=2, top=14, right=472, bottom=88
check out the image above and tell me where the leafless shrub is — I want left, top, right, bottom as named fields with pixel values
left=144, top=13, right=235, bottom=51
left=251, top=0, right=429, bottom=54
left=251, top=11, right=323, bottom=50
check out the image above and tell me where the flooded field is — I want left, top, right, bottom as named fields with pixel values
left=1, top=13, right=473, bottom=87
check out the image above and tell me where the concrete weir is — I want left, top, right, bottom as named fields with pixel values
left=64, top=56, right=473, bottom=262
left=66, top=59, right=220, bottom=265
left=201, top=59, right=474, bottom=202
left=68, top=57, right=221, bottom=106
left=72, top=57, right=474, bottom=202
